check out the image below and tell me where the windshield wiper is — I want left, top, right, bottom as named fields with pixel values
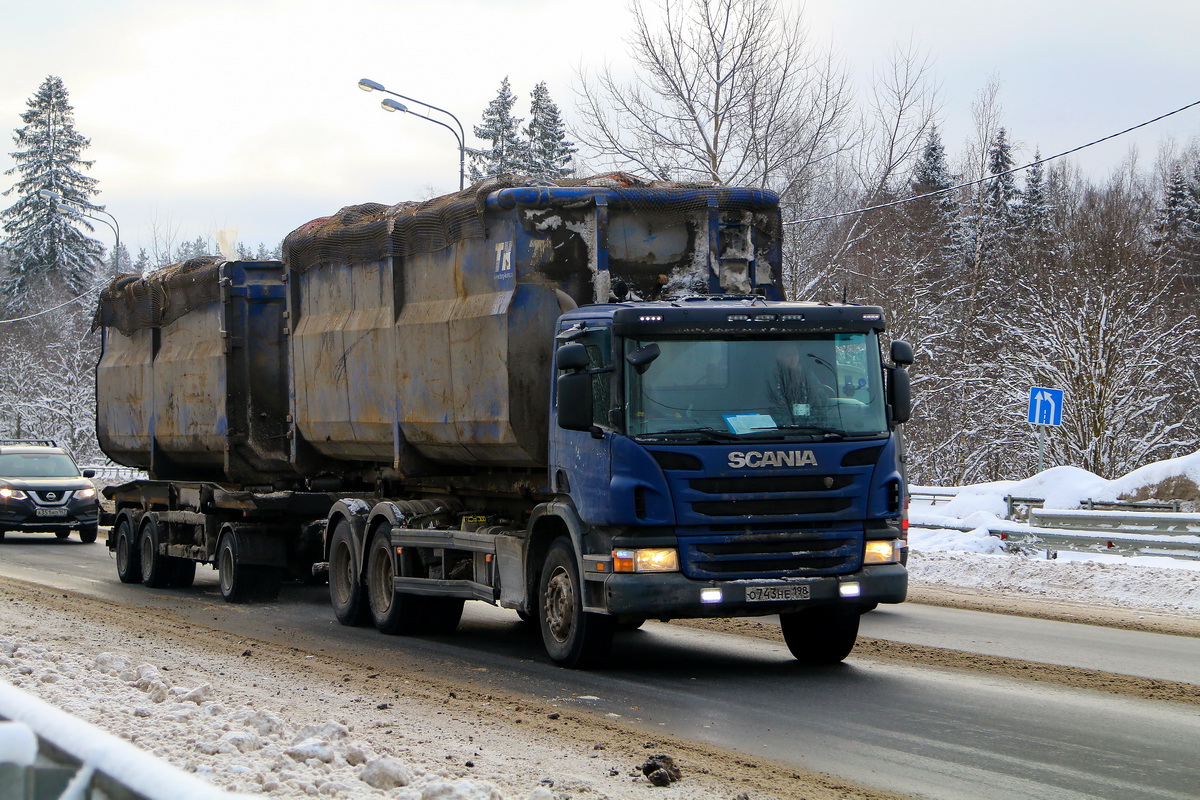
left=742, top=424, right=846, bottom=440
left=635, top=426, right=742, bottom=442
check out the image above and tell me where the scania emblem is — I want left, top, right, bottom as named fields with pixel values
left=727, top=450, right=818, bottom=468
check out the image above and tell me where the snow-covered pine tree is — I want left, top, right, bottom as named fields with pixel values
left=468, top=77, right=528, bottom=182
left=523, top=82, right=576, bottom=180
left=0, top=76, right=104, bottom=309
left=1153, top=161, right=1200, bottom=288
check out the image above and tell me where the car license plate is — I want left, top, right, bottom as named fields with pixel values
left=745, top=585, right=810, bottom=602
left=35, top=507, right=69, bottom=517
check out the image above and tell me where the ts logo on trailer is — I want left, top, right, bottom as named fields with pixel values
left=728, top=450, right=818, bottom=469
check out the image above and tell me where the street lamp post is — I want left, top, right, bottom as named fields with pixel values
left=38, top=189, right=122, bottom=275
left=357, top=78, right=467, bottom=191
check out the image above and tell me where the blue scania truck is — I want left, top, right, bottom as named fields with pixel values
left=96, top=174, right=912, bottom=668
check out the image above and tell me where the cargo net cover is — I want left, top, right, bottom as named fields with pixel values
left=95, top=256, right=223, bottom=336
left=281, top=173, right=778, bottom=274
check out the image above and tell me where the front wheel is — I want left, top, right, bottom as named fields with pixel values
left=79, top=523, right=98, bottom=544
left=779, top=607, right=860, bottom=665
left=538, top=538, right=614, bottom=669
left=329, top=519, right=370, bottom=626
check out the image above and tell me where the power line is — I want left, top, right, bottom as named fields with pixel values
left=784, top=98, right=1200, bottom=226
left=0, top=286, right=99, bottom=325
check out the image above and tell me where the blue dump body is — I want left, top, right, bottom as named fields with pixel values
left=94, top=175, right=910, bottom=667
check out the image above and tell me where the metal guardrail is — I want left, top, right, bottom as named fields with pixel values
left=81, top=466, right=145, bottom=483
left=910, top=490, right=1200, bottom=560
left=0, top=682, right=252, bottom=800
left=909, top=488, right=959, bottom=506
left=1019, top=508, right=1200, bottom=560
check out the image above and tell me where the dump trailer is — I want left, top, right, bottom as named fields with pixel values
left=96, top=173, right=913, bottom=667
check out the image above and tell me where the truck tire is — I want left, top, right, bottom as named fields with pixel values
left=79, top=523, right=98, bottom=544
left=170, top=559, right=197, bottom=589
left=114, top=517, right=141, bottom=584
left=329, top=519, right=370, bottom=626
left=366, top=527, right=426, bottom=635
left=218, top=529, right=255, bottom=603
left=423, top=597, right=465, bottom=634
left=538, top=537, right=615, bottom=669
left=139, top=519, right=173, bottom=589
left=779, top=607, right=860, bottom=665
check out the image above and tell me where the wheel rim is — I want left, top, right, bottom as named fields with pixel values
left=544, top=565, right=575, bottom=644
left=368, top=539, right=392, bottom=615
left=331, top=540, right=355, bottom=607
left=139, top=530, right=154, bottom=576
left=115, top=527, right=130, bottom=571
left=219, top=540, right=235, bottom=595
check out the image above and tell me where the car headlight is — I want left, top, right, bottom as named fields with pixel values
left=76, top=487, right=96, bottom=499
left=864, top=539, right=902, bottom=565
left=612, top=548, right=679, bottom=573
left=0, top=487, right=27, bottom=500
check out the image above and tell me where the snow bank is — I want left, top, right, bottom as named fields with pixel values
left=0, top=639, right=510, bottom=799
left=908, top=452, right=1200, bottom=615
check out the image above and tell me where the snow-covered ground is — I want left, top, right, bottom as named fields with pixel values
left=908, top=450, right=1200, bottom=616
left=4, top=453, right=1200, bottom=798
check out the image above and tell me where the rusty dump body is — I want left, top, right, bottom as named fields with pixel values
left=95, top=174, right=783, bottom=488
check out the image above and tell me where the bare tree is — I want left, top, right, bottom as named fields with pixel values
left=574, top=0, right=854, bottom=189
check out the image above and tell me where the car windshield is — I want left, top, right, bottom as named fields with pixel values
left=625, top=333, right=888, bottom=441
left=0, top=453, right=81, bottom=478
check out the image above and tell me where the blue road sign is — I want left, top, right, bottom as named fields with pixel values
left=1028, top=387, right=1063, bottom=426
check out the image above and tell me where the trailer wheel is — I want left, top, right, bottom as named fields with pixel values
left=139, top=518, right=173, bottom=588
left=114, top=517, right=141, bottom=584
left=329, top=519, right=370, bottom=626
left=538, top=537, right=614, bottom=669
left=779, top=607, right=860, bottom=665
left=366, top=527, right=423, bottom=634
left=217, top=529, right=256, bottom=603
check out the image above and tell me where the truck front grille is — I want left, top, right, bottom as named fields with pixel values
left=680, top=531, right=861, bottom=579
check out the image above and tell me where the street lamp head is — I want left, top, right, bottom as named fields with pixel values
left=358, top=78, right=385, bottom=93
left=381, top=98, right=409, bottom=114
left=55, top=204, right=72, bottom=215
left=38, top=189, right=61, bottom=202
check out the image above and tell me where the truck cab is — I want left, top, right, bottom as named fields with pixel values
left=536, top=297, right=912, bottom=666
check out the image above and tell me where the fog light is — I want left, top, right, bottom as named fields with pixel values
left=864, top=539, right=901, bottom=564
left=840, top=582, right=861, bottom=598
left=612, top=548, right=679, bottom=573
left=700, top=587, right=723, bottom=604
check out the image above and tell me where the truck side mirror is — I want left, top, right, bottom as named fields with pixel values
left=890, top=340, right=914, bottom=366
left=888, top=365, right=912, bottom=424
left=556, top=343, right=594, bottom=432
left=556, top=342, right=590, bottom=371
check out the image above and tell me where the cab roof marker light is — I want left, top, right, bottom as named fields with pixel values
left=754, top=314, right=777, bottom=322
left=862, top=313, right=882, bottom=320
left=781, top=314, right=805, bottom=321
left=639, top=315, right=663, bottom=322
left=727, top=314, right=750, bottom=322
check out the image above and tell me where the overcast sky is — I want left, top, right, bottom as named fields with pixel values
left=2, top=0, right=1199, bottom=259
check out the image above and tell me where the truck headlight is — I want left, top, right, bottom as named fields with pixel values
left=864, top=539, right=901, bottom=565
left=0, top=488, right=27, bottom=500
left=612, top=548, right=679, bottom=573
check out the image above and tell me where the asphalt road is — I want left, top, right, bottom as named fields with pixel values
left=3, top=534, right=1199, bottom=800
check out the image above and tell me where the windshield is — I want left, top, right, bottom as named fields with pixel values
left=0, top=453, right=81, bottom=478
left=625, top=333, right=888, bottom=440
